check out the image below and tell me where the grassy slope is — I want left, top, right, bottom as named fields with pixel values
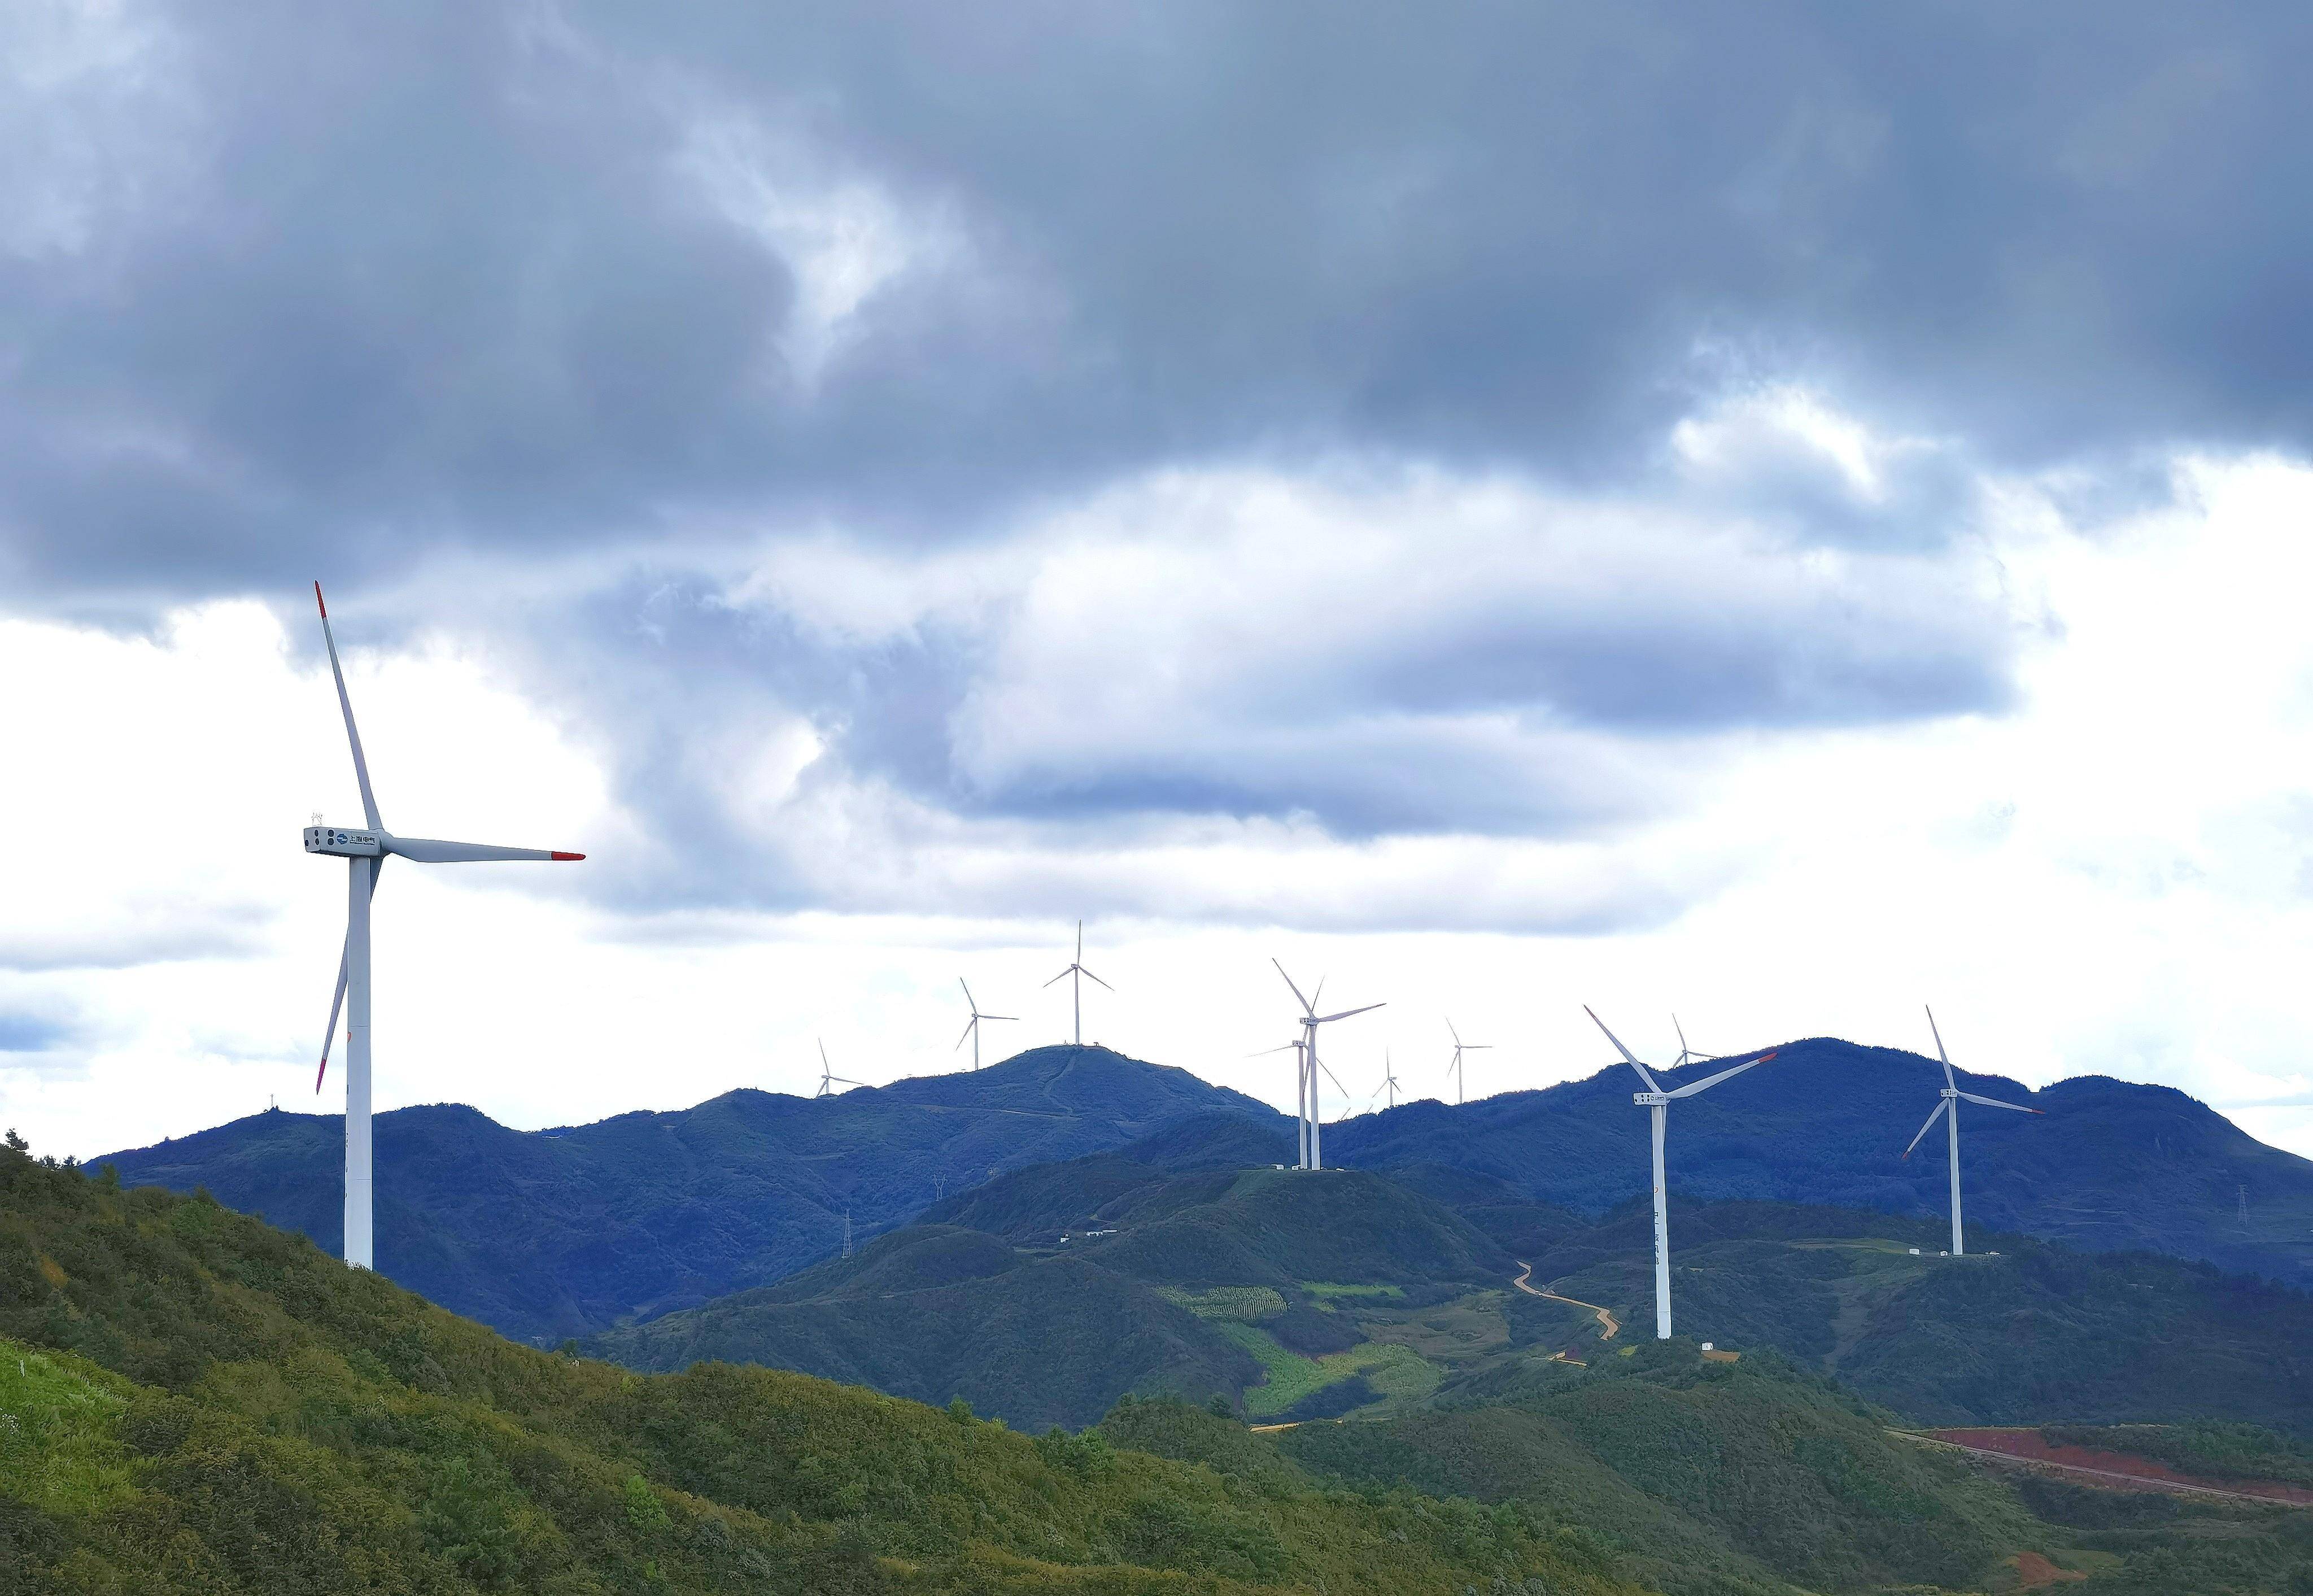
left=0, top=1141, right=1652, bottom=1596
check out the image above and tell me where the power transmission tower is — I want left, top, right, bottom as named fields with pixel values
left=2240, top=1184, right=2251, bottom=1232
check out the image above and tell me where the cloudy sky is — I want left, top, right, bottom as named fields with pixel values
left=6, top=1, right=2313, bottom=1161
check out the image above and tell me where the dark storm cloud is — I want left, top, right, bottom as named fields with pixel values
left=1, top=0, right=2295, bottom=893
left=6, top=0, right=2312, bottom=601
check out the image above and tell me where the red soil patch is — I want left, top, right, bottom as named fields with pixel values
left=1928, top=1428, right=2313, bottom=1506
left=2011, top=1551, right=2085, bottom=1588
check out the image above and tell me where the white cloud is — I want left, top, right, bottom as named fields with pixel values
left=7, top=437, right=2313, bottom=1170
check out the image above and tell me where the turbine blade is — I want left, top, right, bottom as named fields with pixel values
left=1902, top=1097, right=1949, bottom=1158
left=819, top=1039, right=830, bottom=1069
left=985, top=1013, right=1017, bottom=1021
left=1314, top=1001, right=1384, bottom=1023
left=1043, top=968, right=1071, bottom=987
left=1080, top=965, right=1114, bottom=992
left=1250, top=1043, right=1297, bottom=1057
left=1926, top=1005, right=1955, bottom=1089
left=956, top=1017, right=976, bottom=1050
left=1583, top=1005, right=1660, bottom=1092
left=386, top=837, right=582, bottom=864
left=1319, top=1060, right=1350, bottom=1096
left=315, top=947, right=349, bottom=1093
left=1674, top=1015, right=1689, bottom=1054
left=1447, top=1018, right=1463, bottom=1045
left=959, top=978, right=976, bottom=1009
left=312, top=861, right=382, bottom=1092
left=1272, top=959, right=1315, bottom=1015
left=1664, top=1050, right=1776, bottom=1098
left=1957, top=1091, right=2041, bottom=1114
left=316, top=582, right=383, bottom=832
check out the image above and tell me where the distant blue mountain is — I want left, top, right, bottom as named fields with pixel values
left=95, top=1044, right=1267, bottom=1342
left=1328, top=1036, right=2313, bottom=1288
left=95, top=1035, right=2313, bottom=1348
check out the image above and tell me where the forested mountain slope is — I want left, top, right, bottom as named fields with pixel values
left=1330, top=1036, right=2313, bottom=1288
left=0, top=1135, right=1646, bottom=1596
left=599, top=1133, right=2313, bottom=1444
left=95, top=1045, right=1263, bottom=1342
left=94, top=1036, right=2313, bottom=1357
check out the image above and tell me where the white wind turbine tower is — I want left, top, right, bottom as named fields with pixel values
left=1906, top=1007, right=2044, bottom=1256
left=815, top=1040, right=866, bottom=1098
left=1044, top=921, right=1111, bottom=1045
left=1586, top=1006, right=1778, bottom=1340
left=304, top=584, right=583, bottom=1271
left=954, top=979, right=1016, bottom=1070
left=1444, top=1019, right=1490, bottom=1105
left=1273, top=961, right=1381, bottom=1170
left=1250, top=1035, right=1308, bottom=1159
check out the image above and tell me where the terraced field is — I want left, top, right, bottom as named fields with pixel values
left=1216, top=1323, right=1441, bottom=1417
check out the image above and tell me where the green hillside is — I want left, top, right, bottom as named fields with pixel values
left=1268, top=1345, right=2313, bottom=1596
left=1494, top=1202, right=2313, bottom=1435
left=597, top=1127, right=2313, bottom=1450
left=594, top=1162, right=1517, bottom=1428
left=93, top=1046, right=1272, bottom=1345
left=0, top=1134, right=1651, bottom=1595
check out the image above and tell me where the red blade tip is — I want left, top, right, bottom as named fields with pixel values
left=313, top=581, right=326, bottom=617
left=551, top=851, right=584, bottom=861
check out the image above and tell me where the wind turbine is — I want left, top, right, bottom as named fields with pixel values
left=1374, top=1049, right=1404, bottom=1111
left=815, top=1040, right=865, bottom=1098
left=954, top=979, right=1016, bottom=1070
left=1044, top=921, right=1111, bottom=1045
left=1273, top=961, right=1381, bottom=1170
left=1905, top=1007, right=2044, bottom=1256
left=1444, top=1019, right=1490, bottom=1105
left=1249, top=1035, right=1308, bottom=1159
left=1671, top=1015, right=1718, bottom=1067
left=304, top=583, right=583, bottom=1271
left=1585, top=1006, right=1777, bottom=1340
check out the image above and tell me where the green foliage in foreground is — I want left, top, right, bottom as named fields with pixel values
left=0, top=1139, right=1644, bottom=1594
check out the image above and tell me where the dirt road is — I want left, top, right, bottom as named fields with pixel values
left=1901, top=1429, right=2313, bottom=1507
left=1513, top=1262, right=1620, bottom=1340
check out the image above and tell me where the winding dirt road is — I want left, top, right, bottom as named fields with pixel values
left=1513, top=1262, right=1620, bottom=1340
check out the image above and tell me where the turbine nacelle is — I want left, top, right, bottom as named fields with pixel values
left=303, top=824, right=582, bottom=864
left=1633, top=1091, right=1669, bottom=1107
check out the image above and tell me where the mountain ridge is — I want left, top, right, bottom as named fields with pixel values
left=97, top=1044, right=1268, bottom=1342
left=92, top=1036, right=2313, bottom=1353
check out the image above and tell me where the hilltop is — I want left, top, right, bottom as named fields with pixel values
left=1331, top=1035, right=2313, bottom=1288
left=95, top=1045, right=1263, bottom=1343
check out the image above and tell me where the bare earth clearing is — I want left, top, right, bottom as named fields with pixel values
left=1917, top=1428, right=2313, bottom=1507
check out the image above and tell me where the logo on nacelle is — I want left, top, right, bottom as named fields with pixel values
left=304, top=825, right=383, bottom=857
